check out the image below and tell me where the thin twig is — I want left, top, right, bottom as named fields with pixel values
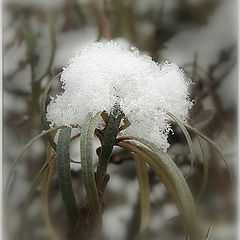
left=36, top=9, right=56, bottom=83
left=184, top=64, right=223, bottom=116
left=91, top=0, right=111, bottom=39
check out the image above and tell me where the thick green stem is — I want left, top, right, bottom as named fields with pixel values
left=97, top=106, right=122, bottom=183
left=57, top=128, right=79, bottom=228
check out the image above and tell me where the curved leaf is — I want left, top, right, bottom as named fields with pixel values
left=25, top=161, right=48, bottom=206
left=41, top=166, right=62, bottom=240
left=25, top=130, right=82, bottom=206
left=57, top=128, right=79, bottom=228
left=196, top=136, right=209, bottom=201
left=133, top=153, right=150, bottom=234
left=26, top=141, right=58, bottom=206
left=40, top=72, right=61, bottom=151
left=80, top=112, right=102, bottom=230
left=167, top=112, right=195, bottom=178
left=97, top=106, right=122, bottom=183
left=4, top=126, right=63, bottom=194
left=117, top=139, right=197, bottom=237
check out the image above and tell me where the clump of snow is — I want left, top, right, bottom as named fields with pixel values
left=46, top=41, right=192, bottom=151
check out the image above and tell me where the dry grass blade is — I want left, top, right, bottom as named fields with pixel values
left=4, top=126, right=64, bottom=194
left=25, top=141, right=58, bottom=206
left=203, top=226, right=212, bottom=240
left=25, top=161, right=49, bottom=206
left=41, top=167, right=62, bottom=240
left=133, top=153, right=150, bottom=234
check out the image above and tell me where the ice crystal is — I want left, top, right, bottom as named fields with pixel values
left=46, top=41, right=192, bottom=151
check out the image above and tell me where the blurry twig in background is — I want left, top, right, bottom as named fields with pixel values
left=184, top=45, right=237, bottom=140
left=22, top=22, right=40, bottom=117
left=23, top=9, right=56, bottom=118
left=91, top=0, right=111, bottom=39
left=62, top=0, right=86, bottom=31
left=184, top=61, right=224, bottom=117
left=36, top=9, right=56, bottom=83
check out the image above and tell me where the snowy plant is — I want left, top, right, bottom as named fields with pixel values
left=5, top=41, right=230, bottom=240
left=46, top=41, right=192, bottom=151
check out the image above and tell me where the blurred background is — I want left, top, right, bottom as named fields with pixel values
left=3, top=0, right=238, bottom=239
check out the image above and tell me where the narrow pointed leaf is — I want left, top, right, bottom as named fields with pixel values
left=80, top=113, right=102, bottom=230
left=40, top=72, right=61, bottom=151
left=41, top=167, right=62, bottom=240
left=25, top=161, right=49, bottom=206
left=26, top=143, right=58, bottom=206
left=196, top=136, right=209, bottom=201
left=133, top=153, right=150, bottom=234
left=97, top=106, right=122, bottom=183
left=57, top=128, right=79, bottom=228
left=4, top=126, right=63, bottom=193
left=117, top=139, right=197, bottom=236
left=167, top=112, right=195, bottom=178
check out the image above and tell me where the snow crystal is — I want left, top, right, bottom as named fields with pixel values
left=46, top=41, right=192, bottom=151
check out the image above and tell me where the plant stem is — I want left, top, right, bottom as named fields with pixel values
left=97, top=106, right=122, bottom=184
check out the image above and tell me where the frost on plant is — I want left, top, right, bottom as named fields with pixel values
left=46, top=41, right=192, bottom=151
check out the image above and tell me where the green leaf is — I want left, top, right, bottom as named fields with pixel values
left=57, top=128, right=79, bottom=228
left=80, top=112, right=102, bottom=230
left=133, top=153, right=150, bottom=234
left=40, top=72, right=61, bottom=151
left=167, top=112, right=195, bottom=178
left=117, top=138, right=197, bottom=237
left=97, top=106, right=122, bottom=183
left=196, top=136, right=209, bottom=201
left=4, top=126, right=64, bottom=194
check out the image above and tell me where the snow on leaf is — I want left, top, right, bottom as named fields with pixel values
left=46, top=41, right=192, bottom=151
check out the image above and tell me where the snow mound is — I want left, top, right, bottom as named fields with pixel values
left=47, top=41, right=192, bottom=151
